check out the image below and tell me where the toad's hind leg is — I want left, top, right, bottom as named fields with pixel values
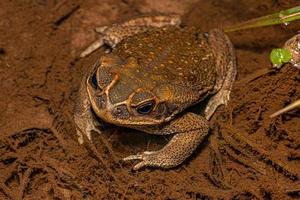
left=80, top=15, right=181, bottom=57
left=205, top=29, right=237, bottom=120
left=123, top=112, right=209, bottom=170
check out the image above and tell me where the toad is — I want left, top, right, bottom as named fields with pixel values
left=74, top=15, right=236, bottom=170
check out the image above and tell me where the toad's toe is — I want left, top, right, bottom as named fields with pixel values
left=123, top=151, right=163, bottom=170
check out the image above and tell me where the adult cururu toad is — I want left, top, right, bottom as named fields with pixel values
left=74, top=15, right=237, bottom=170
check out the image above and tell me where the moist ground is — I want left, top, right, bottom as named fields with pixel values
left=0, top=0, right=299, bottom=199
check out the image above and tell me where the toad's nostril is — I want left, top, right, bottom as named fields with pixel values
left=112, top=105, right=130, bottom=119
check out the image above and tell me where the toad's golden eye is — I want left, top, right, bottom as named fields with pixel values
left=136, top=101, right=155, bottom=115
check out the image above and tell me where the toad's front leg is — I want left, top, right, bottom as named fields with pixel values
left=123, top=112, right=209, bottom=170
left=204, top=29, right=236, bottom=120
left=74, top=68, right=106, bottom=144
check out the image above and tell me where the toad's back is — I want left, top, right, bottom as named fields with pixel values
left=108, top=27, right=217, bottom=108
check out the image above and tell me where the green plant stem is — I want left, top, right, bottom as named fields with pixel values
left=224, top=6, right=300, bottom=33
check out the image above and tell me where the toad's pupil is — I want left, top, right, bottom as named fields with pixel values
left=91, top=71, right=97, bottom=89
left=137, top=102, right=154, bottom=115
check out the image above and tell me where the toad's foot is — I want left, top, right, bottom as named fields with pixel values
left=123, top=150, right=174, bottom=170
left=75, top=120, right=103, bottom=144
left=205, top=88, right=231, bottom=120
left=80, top=15, right=181, bottom=57
left=74, top=111, right=103, bottom=144
left=123, top=112, right=209, bottom=170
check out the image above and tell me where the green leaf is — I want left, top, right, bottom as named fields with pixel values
left=269, top=48, right=292, bottom=68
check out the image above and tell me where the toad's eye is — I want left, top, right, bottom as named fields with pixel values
left=136, top=101, right=155, bottom=115
left=91, top=71, right=97, bottom=89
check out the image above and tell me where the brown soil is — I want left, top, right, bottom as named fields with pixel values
left=0, top=0, right=299, bottom=199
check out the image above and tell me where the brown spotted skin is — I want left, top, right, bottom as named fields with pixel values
left=114, top=27, right=216, bottom=105
left=74, top=15, right=236, bottom=170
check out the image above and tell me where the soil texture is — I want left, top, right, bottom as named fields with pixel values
left=0, top=0, right=299, bottom=199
